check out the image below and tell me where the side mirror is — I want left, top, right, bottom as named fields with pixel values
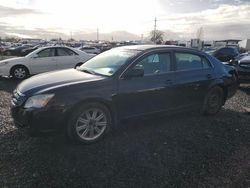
left=123, top=65, right=144, bottom=79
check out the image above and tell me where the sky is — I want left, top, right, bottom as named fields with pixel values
left=0, top=0, right=249, bottom=41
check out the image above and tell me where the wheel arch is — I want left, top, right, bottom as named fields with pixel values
left=208, top=80, right=228, bottom=104
left=10, top=64, right=30, bottom=75
left=66, top=98, right=118, bottom=127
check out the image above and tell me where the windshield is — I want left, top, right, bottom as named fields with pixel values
left=25, top=48, right=43, bottom=57
left=78, top=48, right=140, bottom=76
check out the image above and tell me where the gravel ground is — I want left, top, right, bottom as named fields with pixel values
left=0, top=77, right=250, bottom=188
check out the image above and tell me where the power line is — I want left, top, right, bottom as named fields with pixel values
left=154, top=17, right=157, bottom=43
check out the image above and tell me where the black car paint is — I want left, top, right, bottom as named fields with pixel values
left=213, top=47, right=240, bottom=62
left=11, top=45, right=238, bottom=133
left=225, top=56, right=250, bottom=82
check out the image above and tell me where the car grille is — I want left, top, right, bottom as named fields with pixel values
left=12, top=89, right=26, bottom=106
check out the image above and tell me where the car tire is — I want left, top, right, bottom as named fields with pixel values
left=75, top=63, right=83, bottom=69
left=67, top=102, right=112, bottom=144
left=202, top=86, right=224, bottom=115
left=10, top=65, right=29, bottom=80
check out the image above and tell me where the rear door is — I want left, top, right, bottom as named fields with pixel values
left=55, top=47, right=80, bottom=69
left=173, top=51, right=215, bottom=108
left=29, top=48, right=57, bottom=74
left=117, top=50, right=177, bottom=118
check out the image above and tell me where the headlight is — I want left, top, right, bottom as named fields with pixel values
left=24, top=94, right=54, bottom=109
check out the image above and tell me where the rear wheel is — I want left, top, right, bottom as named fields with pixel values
left=10, top=65, right=29, bottom=80
left=202, top=86, right=224, bottom=115
left=67, top=102, right=112, bottom=144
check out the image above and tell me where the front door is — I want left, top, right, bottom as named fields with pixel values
left=29, top=48, right=57, bottom=74
left=117, top=51, right=176, bottom=119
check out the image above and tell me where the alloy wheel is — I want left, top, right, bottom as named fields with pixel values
left=13, top=67, right=27, bottom=79
left=75, top=108, right=107, bottom=141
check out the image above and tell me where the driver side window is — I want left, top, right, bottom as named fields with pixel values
left=135, top=53, right=171, bottom=76
left=37, top=48, right=55, bottom=58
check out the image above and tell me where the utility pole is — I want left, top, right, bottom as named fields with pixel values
left=97, top=28, right=99, bottom=41
left=154, top=17, right=157, bottom=43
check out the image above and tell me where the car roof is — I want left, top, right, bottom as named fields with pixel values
left=116, top=45, right=202, bottom=53
left=38, top=46, right=72, bottom=50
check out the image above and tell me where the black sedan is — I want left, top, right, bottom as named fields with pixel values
left=20, top=45, right=40, bottom=56
left=226, top=55, right=250, bottom=82
left=3, top=44, right=33, bottom=56
left=11, top=45, right=238, bottom=143
left=212, top=47, right=240, bottom=62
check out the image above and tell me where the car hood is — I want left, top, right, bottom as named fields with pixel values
left=0, top=57, right=26, bottom=65
left=17, top=69, right=106, bottom=95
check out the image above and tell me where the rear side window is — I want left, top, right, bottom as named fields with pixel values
left=175, top=52, right=211, bottom=71
left=57, top=48, right=77, bottom=56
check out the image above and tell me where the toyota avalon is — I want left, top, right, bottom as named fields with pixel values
left=11, top=45, right=238, bottom=143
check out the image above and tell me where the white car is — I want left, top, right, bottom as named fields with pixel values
left=78, top=46, right=101, bottom=54
left=0, top=46, right=95, bottom=79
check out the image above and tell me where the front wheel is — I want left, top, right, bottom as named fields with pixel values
left=202, top=87, right=224, bottom=115
left=11, top=65, right=29, bottom=80
left=67, top=102, right=112, bottom=144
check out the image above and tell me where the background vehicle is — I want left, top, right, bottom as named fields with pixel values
left=237, top=56, right=250, bottom=81
left=78, top=46, right=101, bottom=54
left=212, top=47, right=240, bottom=62
left=234, top=51, right=250, bottom=61
left=3, top=44, right=34, bottom=56
left=0, top=46, right=95, bottom=79
left=225, top=55, right=250, bottom=82
left=11, top=45, right=238, bottom=144
left=20, top=45, right=40, bottom=56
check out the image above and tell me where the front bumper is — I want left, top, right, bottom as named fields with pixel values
left=0, top=65, right=10, bottom=77
left=11, top=104, right=68, bottom=133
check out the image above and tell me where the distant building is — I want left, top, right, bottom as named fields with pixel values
left=239, top=39, right=250, bottom=50
left=213, top=39, right=241, bottom=48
